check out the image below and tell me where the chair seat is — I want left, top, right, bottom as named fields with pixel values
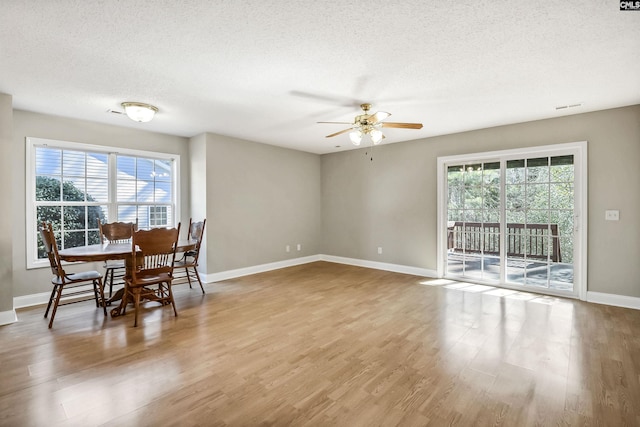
left=52, top=270, right=102, bottom=285
left=127, top=272, right=173, bottom=288
left=104, top=260, right=126, bottom=269
left=173, top=259, right=196, bottom=268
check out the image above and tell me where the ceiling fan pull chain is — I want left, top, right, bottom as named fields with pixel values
left=365, top=143, right=375, bottom=162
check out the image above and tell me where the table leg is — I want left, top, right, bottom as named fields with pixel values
left=110, top=289, right=128, bottom=318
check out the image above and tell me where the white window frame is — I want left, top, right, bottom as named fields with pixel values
left=436, top=141, right=588, bottom=301
left=26, top=137, right=181, bottom=269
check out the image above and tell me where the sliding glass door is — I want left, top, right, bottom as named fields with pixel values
left=504, top=156, right=575, bottom=291
left=446, top=161, right=501, bottom=282
left=440, top=143, right=586, bottom=298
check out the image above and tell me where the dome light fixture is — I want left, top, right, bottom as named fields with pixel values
left=121, top=102, right=158, bottom=123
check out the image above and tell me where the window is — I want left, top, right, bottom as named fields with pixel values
left=26, top=137, right=179, bottom=268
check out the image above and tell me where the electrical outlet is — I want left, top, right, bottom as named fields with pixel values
left=378, top=247, right=382, bottom=254
left=605, top=210, right=620, bottom=221
left=286, top=245, right=290, bottom=252
left=297, top=243, right=301, bottom=251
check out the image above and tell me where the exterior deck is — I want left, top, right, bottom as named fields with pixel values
left=448, top=221, right=562, bottom=262
left=446, top=253, right=574, bottom=292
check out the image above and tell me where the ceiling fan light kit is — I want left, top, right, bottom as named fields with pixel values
left=320, top=103, right=422, bottom=146
left=121, top=102, right=158, bottom=123
left=370, top=129, right=383, bottom=145
left=349, top=129, right=363, bottom=145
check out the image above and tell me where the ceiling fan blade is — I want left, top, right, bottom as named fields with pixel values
left=317, top=121, right=353, bottom=125
left=381, top=122, right=423, bottom=129
left=325, top=128, right=355, bottom=138
left=367, top=111, right=391, bottom=125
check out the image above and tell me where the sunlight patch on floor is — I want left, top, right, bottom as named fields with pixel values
left=483, top=288, right=518, bottom=297
left=442, top=282, right=477, bottom=290
left=433, top=279, right=562, bottom=305
left=458, top=284, right=496, bottom=293
left=419, top=278, right=458, bottom=286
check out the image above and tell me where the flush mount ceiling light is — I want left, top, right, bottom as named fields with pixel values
left=319, top=103, right=423, bottom=146
left=121, top=102, right=158, bottom=123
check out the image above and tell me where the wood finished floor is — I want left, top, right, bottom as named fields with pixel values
left=1, top=261, right=640, bottom=426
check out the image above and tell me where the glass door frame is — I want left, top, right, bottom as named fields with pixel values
left=436, top=141, right=588, bottom=300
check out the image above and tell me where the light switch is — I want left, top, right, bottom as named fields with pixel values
left=605, top=210, right=619, bottom=221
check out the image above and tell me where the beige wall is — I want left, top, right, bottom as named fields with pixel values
left=11, top=110, right=190, bottom=298
left=321, top=105, right=640, bottom=298
left=201, top=133, right=322, bottom=273
left=0, top=94, right=13, bottom=315
left=188, top=134, right=208, bottom=273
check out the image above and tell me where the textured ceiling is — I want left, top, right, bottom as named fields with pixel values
left=1, top=1, right=639, bottom=154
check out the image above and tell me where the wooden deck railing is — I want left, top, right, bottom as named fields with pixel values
left=447, top=222, right=561, bottom=262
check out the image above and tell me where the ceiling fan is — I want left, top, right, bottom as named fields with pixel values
left=318, top=103, right=423, bottom=146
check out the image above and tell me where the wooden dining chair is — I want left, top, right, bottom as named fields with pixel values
left=97, top=219, right=137, bottom=298
left=39, top=222, right=107, bottom=328
left=123, top=224, right=181, bottom=327
left=174, top=218, right=206, bottom=294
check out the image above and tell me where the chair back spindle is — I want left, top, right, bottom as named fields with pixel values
left=97, top=219, right=138, bottom=298
left=174, top=218, right=206, bottom=293
left=40, top=222, right=66, bottom=279
left=132, top=226, right=180, bottom=279
left=124, top=223, right=181, bottom=327
left=188, top=219, right=206, bottom=262
left=98, top=219, right=137, bottom=243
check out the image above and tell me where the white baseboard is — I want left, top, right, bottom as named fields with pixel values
left=319, top=255, right=438, bottom=278
left=14, top=291, right=51, bottom=310
left=203, top=255, right=322, bottom=283
left=203, top=254, right=436, bottom=284
left=0, top=309, right=18, bottom=326
left=587, top=291, right=640, bottom=310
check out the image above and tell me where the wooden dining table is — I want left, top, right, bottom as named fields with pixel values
left=58, top=239, right=197, bottom=318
